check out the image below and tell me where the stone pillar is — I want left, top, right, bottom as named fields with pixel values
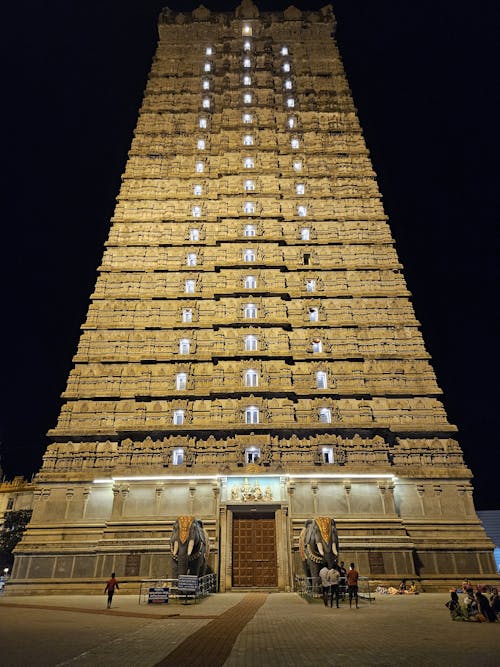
left=311, top=480, right=318, bottom=514
left=275, top=506, right=291, bottom=591
left=343, top=481, right=352, bottom=514
left=82, top=487, right=91, bottom=518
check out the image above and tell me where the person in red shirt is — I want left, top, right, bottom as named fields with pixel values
left=346, top=562, right=359, bottom=608
left=104, top=572, right=119, bottom=609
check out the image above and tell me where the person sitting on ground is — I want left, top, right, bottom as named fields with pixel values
left=445, top=591, right=466, bottom=621
left=489, top=587, right=500, bottom=618
left=398, top=579, right=408, bottom=594
left=461, top=578, right=473, bottom=595
left=475, top=590, right=497, bottom=622
left=462, top=589, right=483, bottom=621
left=406, top=581, right=418, bottom=594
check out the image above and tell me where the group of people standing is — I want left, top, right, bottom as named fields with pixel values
left=319, top=561, right=359, bottom=609
left=446, top=581, right=500, bottom=623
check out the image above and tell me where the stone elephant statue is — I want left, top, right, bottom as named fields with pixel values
left=299, top=517, right=339, bottom=579
left=170, top=515, right=210, bottom=578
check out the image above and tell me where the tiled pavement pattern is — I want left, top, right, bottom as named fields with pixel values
left=0, top=592, right=498, bottom=666
left=155, top=593, right=268, bottom=667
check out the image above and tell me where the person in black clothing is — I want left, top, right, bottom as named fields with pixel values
left=475, top=590, right=497, bottom=622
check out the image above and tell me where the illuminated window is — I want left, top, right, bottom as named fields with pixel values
left=173, top=411, right=185, bottom=426
left=199, top=118, right=207, bottom=129
left=244, top=224, right=256, bottom=237
left=176, top=373, right=187, bottom=390
left=243, top=134, right=254, bottom=146
left=319, top=408, right=331, bottom=423
left=244, top=201, right=255, bottom=214
left=245, top=335, right=258, bottom=351
left=202, top=80, right=210, bottom=90
left=312, top=340, right=323, bottom=353
left=309, top=307, right=319, bottom=322
left=322, top=447, right=334, bottom=463
left=179, top=339, right=190, bottom=354
left=244, top=303, right=257, bottom=318
left=243, top=40, right=251, bottom=51
left=204, top=63, right=211, bottom=72
left=244, top=369, right=258, bottom=387
left=283, top=62, right=290, bottom=72
left=316, top=371, right=328, bottom=389
left=293, top=160, right=303, bottom=171
left=245, top=406, right=259, bottom=424
left=288, top=117, right=296, bottom=129
left=197, top=139, right=205, bottom=150
left=190, top=228, right=199, bottom=241
left=301, top=228, right=310, bottom=241
left=281, top=46, right=288, bottom=55
left=193, top=184, right=202, bottom=196
left=244, top=157, right=254, bottom=168
left=244, top=93, right=252, bottom=104
left=195, top=162, right=204, bottom=173
left=306, top=279, right=316, bottom=292
left=245, top=275, right=257, bottom=289
left=284, top=79, right=293, bottom=90
left=291, top=138, right=300, bottom=149
left=185, top=279, right=195, bottom=293
left=243, top=58, right=251, bottom=68
left=242, top=25, right=252, bottom=36
left=186, top=253, right=197, bottom=267
left=296, top=183, right=305, bottom=195
left=243, top=113, right=253, bottom=124
left=173, top=447, right=184, bottom=463
left=245, top=447, right=260, bottom=462
left=202, top=98, right=210, bottom=109
left=244, top=179, right=255, bottom=191
left=243, top=75, right=252, bottom=86
left=244, top=249, right=255, bottom=262
left=298, top=206, right=307, bottom=217
left=182, top=308, right=193, bottom=323
left=192, top=206, right=201, bottom=217
left=287, top=98, right=295, bottom=108
left=206, top=47, right=213, bottom=55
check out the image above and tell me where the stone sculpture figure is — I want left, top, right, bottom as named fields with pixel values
left=299, top=517, right=339, bottom=579
left=170, top=515, right=210, bottom=577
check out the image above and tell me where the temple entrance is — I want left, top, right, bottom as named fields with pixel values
left=232, top=514, right=278, bottom=587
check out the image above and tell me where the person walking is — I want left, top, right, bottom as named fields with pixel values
left=104, top=572, right=119, bottom=609
left=346, top=562, right=359, bottom=608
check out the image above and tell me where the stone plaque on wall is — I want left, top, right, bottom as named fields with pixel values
left=368, top=551, right=385, bottom=574
left=125, top=553, right=141, bottom=576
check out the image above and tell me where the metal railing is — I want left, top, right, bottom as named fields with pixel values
left=139, top=573, right=217, bottom=605
left=295, top=575, right=373, bottom=603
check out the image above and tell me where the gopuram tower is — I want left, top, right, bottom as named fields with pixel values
left=10, top=1, right=496, bottom=593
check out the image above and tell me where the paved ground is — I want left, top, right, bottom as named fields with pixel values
left=0, top=591, right=498, bottom=666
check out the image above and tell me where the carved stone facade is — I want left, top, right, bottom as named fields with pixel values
left=9, top=1, right=496, bottom=594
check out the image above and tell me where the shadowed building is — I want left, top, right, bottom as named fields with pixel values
left=9, top=1, right=497, bottom=593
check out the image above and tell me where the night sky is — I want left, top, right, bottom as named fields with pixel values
left=1, top=1, right=499, bottom=509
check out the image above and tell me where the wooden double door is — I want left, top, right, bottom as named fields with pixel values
left=232, top=515, right=278, bottom=587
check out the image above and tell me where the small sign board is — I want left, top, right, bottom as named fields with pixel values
left=177, top=575, right=198, bottom=592
left=148, top=586, right=169, bottom=604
